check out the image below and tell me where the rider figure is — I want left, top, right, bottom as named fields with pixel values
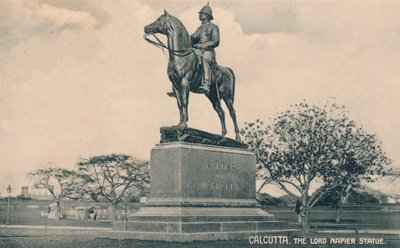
left=167, top=3, right=219, bottom=96
left=191, top=2, right=219, bottom=94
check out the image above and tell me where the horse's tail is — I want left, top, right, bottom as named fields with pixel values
left=227, top=67, right=235, bottom=104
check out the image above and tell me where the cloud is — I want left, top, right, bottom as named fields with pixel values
left=0, top=0, right=97, bottom=47
left=0, top=0, right=173, bottom=193
left=38, top=3, right=96, bottom=28
left=243, top=7, right=298, bottom=34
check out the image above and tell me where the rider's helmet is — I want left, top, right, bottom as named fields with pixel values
left=199, top=2, right=213, bottom=20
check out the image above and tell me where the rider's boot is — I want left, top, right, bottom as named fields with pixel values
left=200, top=57, right=212, bottom=94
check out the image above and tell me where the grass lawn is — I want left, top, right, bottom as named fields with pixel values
left=1, top=200, right=400, bottom=247
left=1, top=228, right=399, bottom=248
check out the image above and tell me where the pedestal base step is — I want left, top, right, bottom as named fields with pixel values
left=110, top=228, right=293, bottom=242
left=128, top=214, right=275, bottom=222
left=114, top=220, right=288, bottom=233
left=113, top=207, right=289, bottom=241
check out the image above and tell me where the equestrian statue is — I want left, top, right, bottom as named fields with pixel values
left=144, top=3, right=240, bottom=141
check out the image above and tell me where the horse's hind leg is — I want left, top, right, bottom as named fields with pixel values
left=208, top=95, right=227, bottom=137
left=224, top=97, right=241, bottom=142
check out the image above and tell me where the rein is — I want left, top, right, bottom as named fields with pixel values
left=144, top=33, right=194, bottom=57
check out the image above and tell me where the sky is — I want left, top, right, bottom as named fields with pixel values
left=1, top=0, right=399, bottom=196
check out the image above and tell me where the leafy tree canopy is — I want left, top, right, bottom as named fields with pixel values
left=29, top=167, right=90, bottom=201
left=241, top=100, right=391, bottom=230
left=76, top=154, right=150, bottom=220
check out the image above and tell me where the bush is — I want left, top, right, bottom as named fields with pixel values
left=16, top=195, right=32, bottom=201
left=256, top=193, right=287, bottom=206
left=347, top=190, right=380, bottom=204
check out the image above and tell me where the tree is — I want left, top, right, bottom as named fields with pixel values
left=29, top=168, right=90, bottom=219
left=241, top=101, right=391, bottom=232
left=76, top=154, right=150, bottom=221
left=314, top=184, right=351, bottom=223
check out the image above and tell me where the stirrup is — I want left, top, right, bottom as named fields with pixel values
left=166, top=91, right=176, bottom=97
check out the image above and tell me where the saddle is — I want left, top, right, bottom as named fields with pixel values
left=193, top=50, right=218, bottom=87
left=166, top=50, right=218, bottom=97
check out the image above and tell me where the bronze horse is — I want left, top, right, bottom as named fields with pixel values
left=144, top=11, right=240, bottom=141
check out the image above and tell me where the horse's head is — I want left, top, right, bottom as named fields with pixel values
left=144, top=10, right=173, bottom=35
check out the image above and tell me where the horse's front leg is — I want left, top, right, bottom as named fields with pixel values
left=173, top=86, right=185, bottom=126
left=178, top=78, right=190, bottom=128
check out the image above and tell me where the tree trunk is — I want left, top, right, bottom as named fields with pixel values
left=335, top=200, right=344, bottom=223
left=124, top=202, right=128, bottom=220
left=56, top=201, right=61, bottom=220
left=335, top=206, right=341, bottom=223
left=124, top=202, right=128, bottom=230
left=111, top=203, right=118, bottom=221
left=301, top=189, right=310, bottom=233
left=302, top=208, right=310, bottom=233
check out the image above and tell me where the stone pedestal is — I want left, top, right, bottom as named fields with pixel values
left=113, top=128, right=287, bottom=241
left=150, top=142, right=256, bottom=204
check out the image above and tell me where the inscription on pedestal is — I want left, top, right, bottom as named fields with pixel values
left=197, top=162, right=239, bottom=192
left=151, top=143, right=256, bottom=201
left=200, top=182, right=240, bottom=191
left=207, top=162, right=235, bottom=171
left=184, top=153, right=254, bottom=199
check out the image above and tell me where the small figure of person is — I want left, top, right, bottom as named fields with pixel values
left=85, top=207, right=97, bottom=220
left=295, top=199, right=303, bottom=223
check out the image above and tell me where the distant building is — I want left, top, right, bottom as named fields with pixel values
left=29, top=186, right=52, bottom=200
left=386, top=197, right=397, bottom=204
left=140, top=196, right=149, bottom=203
left=26, top=175, right=53, bottom=200
left=21, top=186, right=29, bottom=197
left=384, top=196, right=400, bottom=204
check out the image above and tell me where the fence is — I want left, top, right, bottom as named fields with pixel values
left=44, top=208, right=139, bottom=220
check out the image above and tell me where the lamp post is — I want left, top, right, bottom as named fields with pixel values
left=6, top=184, right=12, bottom=225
